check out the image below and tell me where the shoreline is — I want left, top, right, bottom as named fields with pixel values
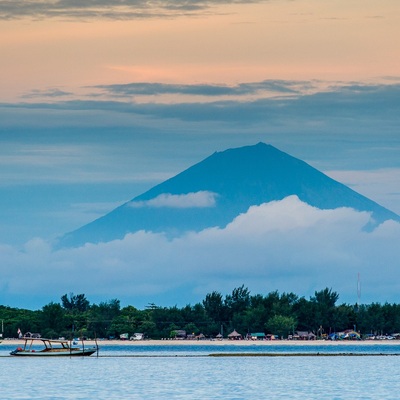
left=2, top=338, right=400, bottom=346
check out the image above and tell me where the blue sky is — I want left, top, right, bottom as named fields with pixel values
left=1, top=0, right=399, bottom=309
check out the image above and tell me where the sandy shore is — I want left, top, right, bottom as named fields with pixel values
left=2, top=338, right=399, bottom=346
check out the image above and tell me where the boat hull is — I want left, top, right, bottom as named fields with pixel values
left=10, top=348, right=97, bottom=357
left=10, top=337, right=98, bottom=357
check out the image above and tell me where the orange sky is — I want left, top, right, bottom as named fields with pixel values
left=1, top=0, right=399, bottom=101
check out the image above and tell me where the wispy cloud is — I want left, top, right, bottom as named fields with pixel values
left=1, top=196, right=399, bottom=308
left=130, top=191, right=218, bottom=208
left=21, top=88, right=73, bottom=99
left=8, top=81, right=400, bottom=128
left=93, top=80, right=304, bottom=98
left=0, top=0, right=267, bottom=20
left=11, top=79, right=398, bottom=113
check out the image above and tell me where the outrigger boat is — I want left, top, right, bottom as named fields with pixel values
left=10, top=337, right=98, bottom=357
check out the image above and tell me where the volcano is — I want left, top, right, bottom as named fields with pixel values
left=59, top=143, right=399, bottom=248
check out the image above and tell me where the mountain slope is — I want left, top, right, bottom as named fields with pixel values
left=59, top=143, right=400, bottom=247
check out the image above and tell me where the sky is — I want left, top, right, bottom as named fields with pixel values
left=1, top=0, right=400, bottom=310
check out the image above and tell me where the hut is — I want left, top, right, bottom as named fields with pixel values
left=250, top=333, right=266, bottom=341
left=228, top=330, right=242, bottom=340
left=174, top=330, right=187, bottom=339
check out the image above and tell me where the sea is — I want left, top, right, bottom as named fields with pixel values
left=1, top=342, right=400, bottom=399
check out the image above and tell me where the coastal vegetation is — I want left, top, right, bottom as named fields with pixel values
left=1, top=287, right=400, bottom=339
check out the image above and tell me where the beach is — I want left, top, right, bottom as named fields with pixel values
left=3, top=338, right=399, bottom=347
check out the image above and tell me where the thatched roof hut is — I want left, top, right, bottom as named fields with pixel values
left=228, top=330, right=242, bottom=340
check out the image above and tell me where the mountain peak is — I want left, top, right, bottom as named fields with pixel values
left=59, top=143, right=400, bottom=247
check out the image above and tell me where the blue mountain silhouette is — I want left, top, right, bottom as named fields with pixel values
left=59, top=143, right=399, bottom=247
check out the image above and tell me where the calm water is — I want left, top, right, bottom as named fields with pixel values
left=1, top=343, right=400, bottom=399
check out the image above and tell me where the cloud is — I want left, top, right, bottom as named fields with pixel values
left=93, top=80, right=304, bottom=98
left=7, top=82, right=400, bottom=129
left=1, top=196, right=399, bottom=309
left=21, top=88, right=73, bottom=99
left=129, top=191, right=218, bottom=208
left=0, top=0, right=266, bottom=20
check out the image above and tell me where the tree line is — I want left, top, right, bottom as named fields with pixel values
left=1, top=286, right=400, bottom=340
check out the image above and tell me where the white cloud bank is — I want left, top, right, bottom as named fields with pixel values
left=1, top=196, right=399, bottom=308
left=129, top=191, right=218, bottom=208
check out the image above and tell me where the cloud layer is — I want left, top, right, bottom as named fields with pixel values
left=1, top=196, right=399, bottom=309
left=9, top=81, right=400, bottom=129
left=94, top=80, right=304, bottom=99
left=0, top=0, right=263, bottom=20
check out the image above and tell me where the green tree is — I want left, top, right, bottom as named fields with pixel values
left=332, top=304, right=356, bottom=332
left=242, top=305, right=268, bottom=333
left=311, top=288, right=339, bottom=333
left=88, top=299, right=121, bottom=338
left=184, top=322, right=199, bottom=335
left=273, top=292, right=298, bottom=317
left=115, top=305, right=147, bottom=335
left=293, top=297, right=315, bottom=332
left=61, top=293, right=90, bottom=312
left=265, top=315, right=297, bottom=339
left=41, top=302, right=66, bottom=337
left=203, top=291, right=224, bottom=323
left=0, top=306, right=41, bottom=337
left=357, top=303, right=384, bottom=335
left=138, top=320, right=157, bottom=338
left=381, top=303, right=400, bottom=334
left=224, top=285, right=251, bottom=333
left=225, top=285, right=250, bottom=315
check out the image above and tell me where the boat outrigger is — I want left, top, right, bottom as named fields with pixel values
left=10, top=337, right=98, bottom=357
